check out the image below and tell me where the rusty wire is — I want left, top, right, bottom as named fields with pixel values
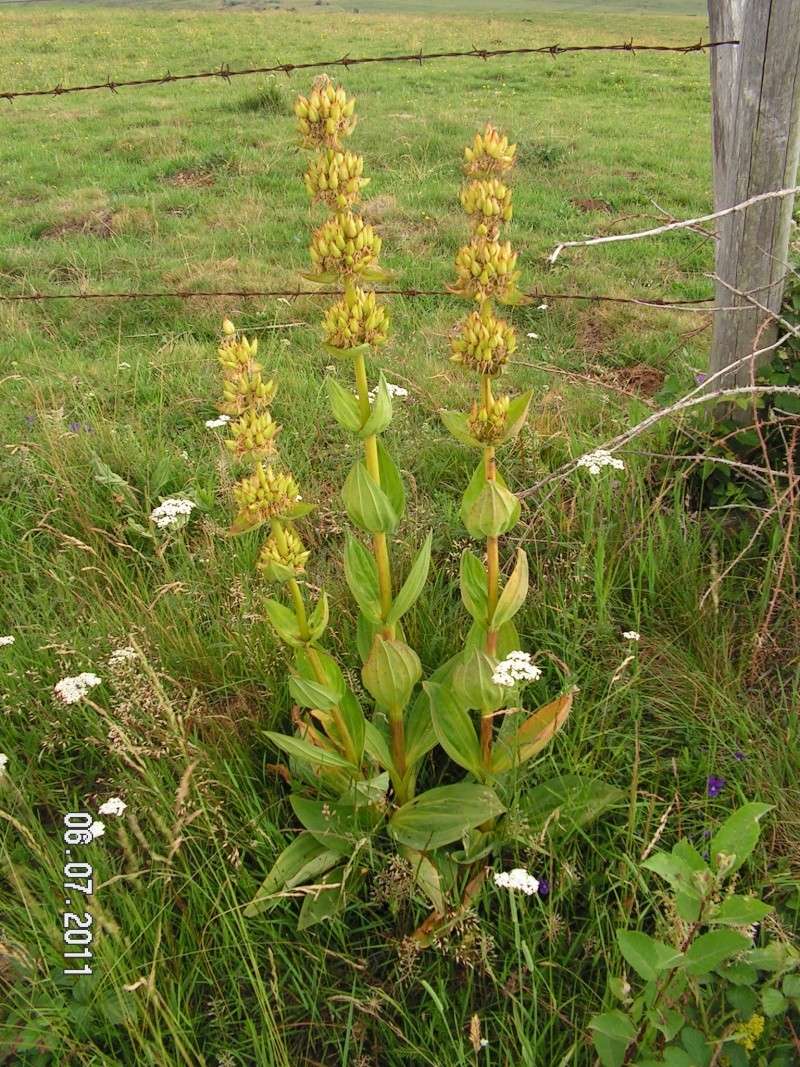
left=0, top=39, right=738, bottom=103
left=0, top=284, right=718, bottom=310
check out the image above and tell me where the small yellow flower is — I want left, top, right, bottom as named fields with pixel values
left=295, top=75, right=356, bottom=149
left=218, top=331, right=260, bottom=376
left=232, top=464, right=302, bottom=527
left=258, top=525, right=310, bottom=579
left=450, top=304, right=516, bottom=375
left=304, top=149, right=368, bottom=210
left=323, top=286, right=389, bottom=350
left=460, top=178, right=513, bottom=240
left=451, top=239, right=520, bottom=302
left=467, top=394, right=510, bottom=443
left=310, top=211, right=381, bottom=278
left=736, top=1013, right=765, bottom=1052
left=463, top=123, right=516, bottom=178
left=220, top=370, right=277, bottom=417
left=225, top=409, right=280, bottom=460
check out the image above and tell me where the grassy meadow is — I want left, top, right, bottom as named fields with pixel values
left=1, top=2, right=798, bottom=1065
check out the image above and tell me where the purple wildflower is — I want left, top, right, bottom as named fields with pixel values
left=733, top=750, right=745, bottom=762
left=67, top=421, right=81, bottom=433
left=702, top=829, right=712, bottom=840
left=537, top=878, right=550, bottom=898
left=695, top=372, right=708, bottom=385
left=24, top=414, right=37, bottom=427
left=706, top=775, right=725, bottom=798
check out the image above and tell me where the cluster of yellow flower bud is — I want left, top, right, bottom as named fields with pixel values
left=450, top=304, right=516, bottom=375
left=232, top=463, right=302, bottom=527
left=460, top=178, right=513, bottom=240
left=304, top=149, right=368, bottom=210
left=225, top=409, right=280, bottom=459
left=323, top=286, right=389, bottom=350
left=467, top=394, right=510, bottom=444
left=451, top=239, right=520, bottom=302
left=310, top=211, right=381, bottom=277
left=294, top=75, right=356, bottom=149
left=463, top=123, right=517, bottom=178
left=220, top=369, right=277, bottom=418
left=258, top=526, right=310, bottom=579
left=218, top=325, right=260, bottom=377
left=736, top=1014, right=765, bottom=1052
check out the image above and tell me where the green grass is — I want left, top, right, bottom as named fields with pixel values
left=1, top=3, right=798, bottom=1065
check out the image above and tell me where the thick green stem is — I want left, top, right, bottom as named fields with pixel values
left=351, top=310, right=395, bottom=639
left=388, top=708, right=409, bottom=803
left=481, top=372, right=500, bottom=768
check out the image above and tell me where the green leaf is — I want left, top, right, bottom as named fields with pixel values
left=363, top=720, right=395, bottom=775
left=359, top=372, right=393, bottom=438
left=452, top=649, right=504, bottom=713
left=404, top=687, right=439, bottom=768
left=388, top=783, right=505, bottom=851
left=761, top=987, right=787, bottom=1017
left=356, top=611, right=378, bottom=663
left=296, top=866, right=349, bottom=930
left=680, top=1027, right=711, bottom=1067
left=641, top=850, right=705, bottom=916
left=465, top=618, right=520, bottom=659
left=400, top=847, right=447, bottom=913
left=264, top=598, right=304, bottom=647
left=460, top=550, right=488, bottom=623
left=496, top=389, right=533, bottom=445
left=260, top=553, right=299, bottom=584
left=290, top=796, right=381, bottom=854
left=617, top=930, right=682, bottom=982
left=386, top=532, right=432, bottom=626
left=783, top=974, right=800, bottom=998
left=339, top=689, right=366, bottom=764
left=244, top=833, right=341, bottom=917
left=519, top=774, right=624, bottom=836
left=588, top=1011, right=635, bottom=1067
left=307, top=592, right=329, bottom=642
left=288, top=675, right=339, bottom=711
left=362, top=637, right=421, bottom=711
left=322, top=341, right=372, bottom=361
left=708, top=802, right=772, bottom=874
left=344, top=534, right=383, bottom=624
left=683, top=930, right=751, bottom=976
left=426, top=681, right=483, bottom=777
left=342, top=461, right=398, bottom=534
left=326, top=377, right=363, bottom=433
left=490, top=549, right=529, bottom=629
left=440, top=409, right=483, bottom=449
left=375, top=440, right=405, bottom=520
left=491, top=691, right=573, bottom=773
left=746, top=941, right=793, bottom=971
left=264, top=732, right=358, bottom=773
left=717, top=961, right=758, bottom=986
left=292, top=647, right=345, bottom=700
left=465, top=480, right=520, bottom=538
left=709, top=895, right=772, bottom=927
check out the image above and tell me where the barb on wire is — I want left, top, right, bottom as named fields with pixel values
left=0, top=283, right=721, bottom=309
left=0, top=38, right=738, bottom=103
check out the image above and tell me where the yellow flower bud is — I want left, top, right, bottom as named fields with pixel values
left=310, top=212, right=381, bottom=278
left=232, top=464, right=302, bottom=526
left=460, top=178, right=513, bottom=240
left=451, top=239, right=520, bottom=302
left=295, top=75, right=357, bottom=149
left=464, top=123, right=517, bottom=178
left=258, top=525, right=310, bottom=579
left=225, top=409, right=280, bottom=460
left=322, top=287, right=389, bottom=350
left=467, top=394, right=510, bottom=444
left=450, top=306, right=516, bottom=375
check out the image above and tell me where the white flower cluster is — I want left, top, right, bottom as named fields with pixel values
left=367, top=382, right=408, bottom=402
left=108, top=646, right=138, bottom=669
left=53, top=672, right=102, bottom=704
left=493, top=868, right=539, bottom=895
left=0, top=753, right=8, bottom=774
left=88, top=821, right=106, bottom=839
left=150, top=498, right=195, bottom=529
left=98, top=797, right=127, bottom=817
left=622, top=631, right=640, bottom=642
left=577, top=449, right=625, bottom=475
left=0, top=635, right=14, bottom=647
left=205, top=414, right=231, bottom=429
left=491, top=650, right=542, bottom=688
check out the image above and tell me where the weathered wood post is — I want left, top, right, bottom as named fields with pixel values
left=707, top=0, right=800, bottom=387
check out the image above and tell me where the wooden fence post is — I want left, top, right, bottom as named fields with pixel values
left=707, top=0, right=800, bottom=387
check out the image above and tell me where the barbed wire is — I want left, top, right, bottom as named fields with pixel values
left=0, top=284, right=721, bottom=311
left=0, top=38, right=738, bottom=103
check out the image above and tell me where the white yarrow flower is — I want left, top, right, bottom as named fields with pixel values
left=150, top=497, right=195, bottom=529
left=53, top=672, right=102, bottom=704
left=366, top=382, right=409, bottom=402
left=0, top=753, right=8, bottom=775
left=493, top=868, right=539, bottom=896
left=98, top=797, right=127, bottom=817
left=577, top=449, right=625, bottom=476
left=622, top=631, right=640, bottom=642
left=0, top=635, right=14, bottom=647
left=491, top=651, right=542, bottom=687
left=526, top=331, right=540, bottom=339
left=108, top=646, right=138, bottom=668
left=205, top=414, right=231, bottom=429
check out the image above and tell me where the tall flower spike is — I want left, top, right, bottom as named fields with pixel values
left=258, top=525, right=310, bottom=581
left=323, top=286, right=390, bottom=351
left=309, top=211, right=382, bottom=279
left=451, top=239, right=520, bottom=303
left=460, top=178, right=513, bottom=240
left=305, top=149, right=369, bottom=210
left=450, top=304, right=516, bottom=375
left=294, top=74, right=356, bottom=150
left=225, top=409, right=281, bottom=460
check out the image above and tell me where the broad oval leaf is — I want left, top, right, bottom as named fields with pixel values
left=388, top=783, right=505, bottom=851
left=683, top=929, right=752, bottom=976
left=460, top=549, right=488, bottom=623
left=440, top=409, right=483, bottom=449
left=342, top=461, right=398, bottom=534
left=244, top=832, right=341, bottom=917
left=708, top=895, right=773, bottom=927
left=288, top=675, right=339, bottom=711
left=491, top=690, right=573, bottom=773
left=326, top=377, right=363, bottom=433
left=264, top=598, right=304, bottom=647
left=359, top=372, right=393, bottom=438
left=362, top=637, right=421, bottom=711
left=344, top=534, right=383, bottom=623
left=375, top=439, right=406, bottom=520
left=264, top=731, right=359, bottom=773
left=517, top=773, right=624, bottom=837
left=490, top=548, right=529, bottom=630
left=465, top=480, right=520, bottom=539
left=617, top=930, right=682, bottom=982
left=425, top=681, right=483, bottom=778
left=708, top=802, right=772, bottom=874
